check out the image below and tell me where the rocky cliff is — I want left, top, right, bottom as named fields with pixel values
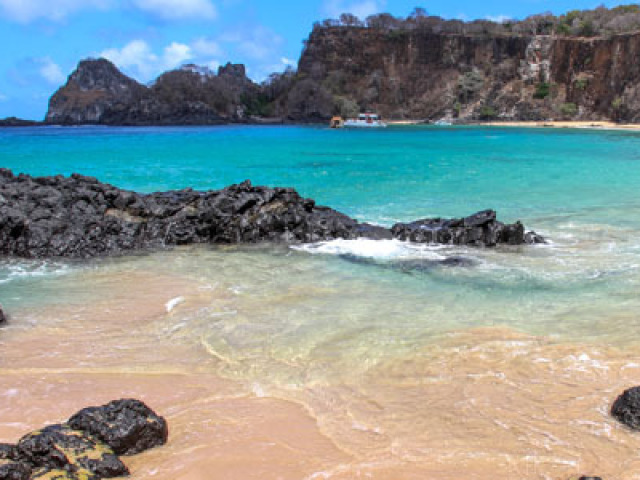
left=44, top=15, right=640, bottom=124
left=289, top=26, right=640, bottom=122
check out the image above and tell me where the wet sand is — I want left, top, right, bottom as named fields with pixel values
left=3, top=265, right=640, bottom=479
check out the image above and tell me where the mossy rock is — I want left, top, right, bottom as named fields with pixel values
left=17, top=425, right=128, bottom=478
left=31, top=467, right=97, bottom=480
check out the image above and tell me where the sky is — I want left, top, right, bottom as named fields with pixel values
left=0, top=0, right=633, bottom=120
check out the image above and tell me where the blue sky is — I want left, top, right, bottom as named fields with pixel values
left=0, top=0, right=632, bottom=120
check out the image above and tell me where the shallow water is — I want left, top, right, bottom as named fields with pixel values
left=2, top=125, right=640, bottom=478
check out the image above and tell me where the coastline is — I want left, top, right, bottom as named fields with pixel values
left=477, top=120, right=640, bottom=131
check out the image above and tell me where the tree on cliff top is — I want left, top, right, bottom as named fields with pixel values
left=318, top=3, right=640, bottom=37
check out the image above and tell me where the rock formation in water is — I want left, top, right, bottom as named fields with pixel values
left=0, top=169, right=543, bottom=259
left=0, top=305, right=6, bottom=326
left=46, top=59, right=264, bottom=126
left=42, top=6, right=640, bottom=124
left=0, top=117, right=41, bottom=127
left=612, top=386, right=640, bottom=430
left=0, top=399, right=166, bottom=480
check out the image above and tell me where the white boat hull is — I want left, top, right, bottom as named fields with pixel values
left=343, top=120, right=387, bottom=128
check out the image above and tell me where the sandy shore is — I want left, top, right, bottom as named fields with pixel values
left=385, top=119, right=640, bottom=130
left=478, top=120, right=640, bottom=131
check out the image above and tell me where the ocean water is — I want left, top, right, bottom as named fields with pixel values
left=2, top=125, right=640, bottom=479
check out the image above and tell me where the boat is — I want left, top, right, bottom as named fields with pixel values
left=344, top=113, right=387, bottom=128
left=329, top=116, right=345, bottom=128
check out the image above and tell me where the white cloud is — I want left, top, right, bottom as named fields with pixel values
left=486, top=14, right=512, bottom=23
left=37, top=58, right=65, bottom=84
left=100, top=39, right=199, bottom=81
left=322, top=0, right=386, bottom=20
left=0, top=0, right=109, bottom=23
left=281, top=57, right=296, bottom=67
left=100, top=40, right=159, bottom=80
left=163, top=42, right=193, bottom=67
left=131, top=0, right=217, bottom=21
left=192, top=37, right=223, bottom=57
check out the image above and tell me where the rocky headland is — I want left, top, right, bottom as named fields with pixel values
left=40, top=6, right=640, bottom=125
left=0, top=169, right=543, bottom=259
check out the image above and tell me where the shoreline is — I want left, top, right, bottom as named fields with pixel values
left=4, top=118, right=640, bottom=131
left=476, top=120, right=640, bottom=131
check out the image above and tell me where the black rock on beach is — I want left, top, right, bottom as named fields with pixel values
left=612, top=386, right=640, bottom=430
left=0, top=169, right=544, bottom=259
left=0, top=399, right=167, bottom=480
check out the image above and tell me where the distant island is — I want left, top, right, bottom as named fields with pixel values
left=6, top=4, right=640, bottom=126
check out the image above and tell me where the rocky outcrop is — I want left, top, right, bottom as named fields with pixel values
left=0, top=169, right=542, bottom=259
left=391, top=209, right=531, bottom=247
left=0, top=399, right=166, bottom=480
left=45, top=59, right=263, bottom=126
left=0, top=304, right=6, bottom=325
left=68, top=399, right=168, bottom=456
left=0, top=118, right=41, bottom=128
left=612, top=386, right=640, bottom=430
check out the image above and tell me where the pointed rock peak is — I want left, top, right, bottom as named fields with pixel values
left=69, top=57, right=144, bottom=92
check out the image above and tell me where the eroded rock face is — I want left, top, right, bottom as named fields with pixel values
left=68, top=399, right=168, bottom=456
left=612, top=386, right=640, bottom=430
left=0, top=169, right=543, bottom=258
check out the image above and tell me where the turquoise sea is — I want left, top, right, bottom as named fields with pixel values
left=2, top=125, right=640, bottom=479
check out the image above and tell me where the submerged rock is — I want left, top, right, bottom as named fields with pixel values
left=0, top=169, right=544, bottom=258
left=68, top=399, right=168, bottom=456
left=612, top=386, right=640, bottom=430
left=339, top=253, right=478, bottom=273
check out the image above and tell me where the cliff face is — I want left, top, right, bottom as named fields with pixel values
left=550, top=34, right=640, bottom=122
left=290, top=26, right=640, bottom=122
left=45, top=29, right=640, bottom=124
left=46, top=59, right=262, bottom=125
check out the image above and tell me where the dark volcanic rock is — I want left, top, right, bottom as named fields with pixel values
left=68, top=399, right=168, bottom=456
left=0, top=460, right=31, bottom=480
left=0, top=169, right=542, bottom=258
left=0, top=305, right=6, bottom=325
left=0, top=444, right=17, bottom=461
left=16, top=425, right=128, bottom=478
left=2, top=399, right=167, bottom=480
left=0, top=117, right=40, bottom=128
left=612, top=386, right=640, bottom=430
left=391, top=209, right=527, bottom=247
